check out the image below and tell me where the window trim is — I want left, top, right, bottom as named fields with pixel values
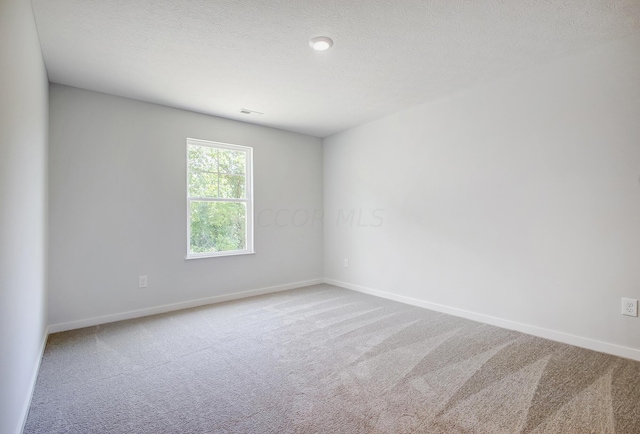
left=185, top=138, right=254, bottom=259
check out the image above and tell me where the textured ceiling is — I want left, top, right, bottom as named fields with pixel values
left=31, top=0, right=640, bottom=137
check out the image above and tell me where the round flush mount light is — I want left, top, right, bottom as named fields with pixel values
left=309, top=36, right=333, bottom=51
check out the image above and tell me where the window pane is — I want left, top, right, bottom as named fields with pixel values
left=188, top=145, right=218, bottom=172
left=188, top=170, right=218, bottom=197
left=219, top=174, right=245, bottom=199
left=189, top=201, right=246, bottom=253
left=219, top=149, right=246, bottom=175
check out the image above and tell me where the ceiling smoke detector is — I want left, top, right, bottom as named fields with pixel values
left=309, top=36, right=333, bottom=51
left=240, top=108, right=263, bottom=116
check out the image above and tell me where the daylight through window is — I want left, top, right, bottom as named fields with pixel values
left=186, top=138, right=253, bottom=258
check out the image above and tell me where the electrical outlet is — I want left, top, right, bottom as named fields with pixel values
left=139, top=276, right=148, bottom=288
left=622, top=298, right=638, bottom=317
left=343, top=258, right=349, bottom=268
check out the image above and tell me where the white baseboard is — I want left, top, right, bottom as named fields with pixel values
left=324, top=278, right=640, bottom=362
left=48, top=279, right=324, bottom=334
left=18, top=325, right=49, bottom=434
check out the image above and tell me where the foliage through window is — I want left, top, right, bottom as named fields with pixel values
left=187, top=138, right=253, bottom=258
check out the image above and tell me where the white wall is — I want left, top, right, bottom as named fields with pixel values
left=49, top=85, right=323, bottom=327
left=0, top=0, right=49, bottom=432
left=324, top=33, right=640, bottom=357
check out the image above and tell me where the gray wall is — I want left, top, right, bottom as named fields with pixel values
left=0, top=0, right=49, bottom=432
left=324, top=33, right=640, bottom=356
left=48, top=85, right=323, bottom=327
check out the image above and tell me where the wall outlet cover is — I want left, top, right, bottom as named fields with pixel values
left=622, top=298, right=638, bottom=317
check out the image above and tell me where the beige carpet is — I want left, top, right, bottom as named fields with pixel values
left=25, top=284, right=640, bottom=433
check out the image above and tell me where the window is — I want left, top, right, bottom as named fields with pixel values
left=186, top=138, right=253, bottom=258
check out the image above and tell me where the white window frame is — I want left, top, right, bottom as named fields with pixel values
left=186, top=138, right=254, bottom=259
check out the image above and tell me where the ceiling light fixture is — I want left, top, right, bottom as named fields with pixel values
left=309, top=36, right=333, bottom=51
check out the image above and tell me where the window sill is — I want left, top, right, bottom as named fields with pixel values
left=185, top=250, right=255, bottom=260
